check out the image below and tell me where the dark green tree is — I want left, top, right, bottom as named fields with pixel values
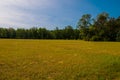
left=7, top=28, right=16, bottom=38
left=16, top=28, right=26, bottom=39
left=64, top=25, right=74, bottom=39
left=116, top=31, right=120, bottom=41
left=77, top=14, right=92, bottom=29
left=0, top=28, right=9, bottom=38
left=77, top=14, right=92, bottom=40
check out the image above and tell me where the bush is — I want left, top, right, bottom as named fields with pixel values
left=90, top=36, right=101, bottom=41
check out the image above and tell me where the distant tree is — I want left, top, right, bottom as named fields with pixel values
left=116, top=16, right=120, bottom=32
left=74, top=29, right=80, bottom=39
left=53, top=27, right=62, bottom=39
left=116, top=31, right=120, bottom=41
left=0, top=28, right=9, bottom=38
left=38, top=28, right=53, bottom=39
left=16, top=28, right=26, bottom=39
left=77, top=14, right=92, bottom=29
left=93, top=12, right=109, bottom=32
left=106, top=18, right=117, bottom=41
left=41, top=28, right=49, bottom=39
left=7, top=28, right=16, bottom=38
left=91, top=12, right=110, bottom=41
left=0, top=28, right=4, bottom=38
left=29, top=27, right=38, bottom=39
left=64, top=25, right=74, bottom=39
left=77, top=14, right=92, bottom=40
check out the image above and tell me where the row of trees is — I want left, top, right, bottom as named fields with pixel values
left=77, top=12, right=120, bottom=41
left=0, top=26, right=80, bottom=39
left=0, top=12, right=120, bottom=41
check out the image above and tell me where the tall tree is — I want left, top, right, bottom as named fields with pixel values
left=77, top=14, right=92, bottom=29
left=92, top=12, right=109, bottom=41
left=94, top=12, right=109, bottom=30
left=77, top=14, right=92, bottom=40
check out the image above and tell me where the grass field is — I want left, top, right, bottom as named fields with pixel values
left=0, top=39, right=120, bottom=80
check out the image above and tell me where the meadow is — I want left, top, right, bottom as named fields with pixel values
left=0, top=39, right=120, bottom=80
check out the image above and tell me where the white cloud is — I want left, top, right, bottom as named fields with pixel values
left=0, top=0, right=58, bottom=29
left=0, top=0, right=99, bottom=29
left=0, top=0, right=56, bottom=8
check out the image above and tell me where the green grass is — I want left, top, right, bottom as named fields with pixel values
left=0, top=39, right=120, bottom=80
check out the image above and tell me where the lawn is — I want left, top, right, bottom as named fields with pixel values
left=0, top=39, right=120, bottom=80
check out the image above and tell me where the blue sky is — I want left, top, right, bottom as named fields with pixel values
left=0, top=0, right=120, bottom=29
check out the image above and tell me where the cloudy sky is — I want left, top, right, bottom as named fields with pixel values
left=0, top=0, right=120, bottom=29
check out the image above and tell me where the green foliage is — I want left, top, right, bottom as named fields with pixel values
left=78, top=12, right=120, bottom=41
left=90, top=35, right=101, bottom=41
left=0, top=26, right=80, bottom=39
left=16, top=28, right=26, bottom=39
left=64, top=25, right=74, bottom=39
left=77, top=14, right=91, bottom=29
left=0, top=28, right=9, bottom=38
left=116, top=31, right=120, bottom=41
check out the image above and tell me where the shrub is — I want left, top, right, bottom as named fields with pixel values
left=90, top=36, right=101, bottom=41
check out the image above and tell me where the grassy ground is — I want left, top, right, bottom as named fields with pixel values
left=0, top=39, right=120, bottom=80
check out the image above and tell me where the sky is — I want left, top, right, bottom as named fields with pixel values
left=0, top=0, right=120, bottom=29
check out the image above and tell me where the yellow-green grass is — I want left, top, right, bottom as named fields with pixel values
left=0, top=39, right=120, bottom=80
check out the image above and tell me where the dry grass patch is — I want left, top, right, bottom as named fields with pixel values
left=0, top=39, right=120, bottom=80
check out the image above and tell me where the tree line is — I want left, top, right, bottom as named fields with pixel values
left=0, top=12, right=120, bottom=41
left=0, top=26, right=80, bottom=39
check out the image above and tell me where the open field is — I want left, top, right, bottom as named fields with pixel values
left=0, top=39, right=120, bottom=80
